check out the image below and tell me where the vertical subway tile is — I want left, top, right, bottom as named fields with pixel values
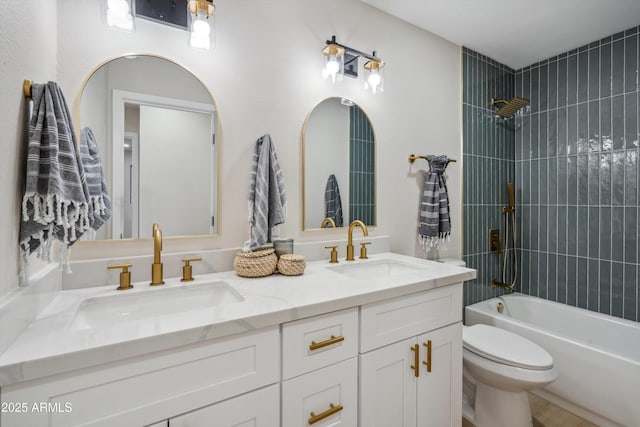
left=540, top=63, right=548, bottom=111
left=530, top=113, right=539, bottom=159
left=548, top=157, right=558, bottom=204
left=600, top=41, right=612, bottom=98
left=600, top=97, right=612, bottom=151
left=539, top=206, right=548, bottom=252
left=577, top=154, right=589, bottom=205
left=612, top=95, right=625, bottom=150
left=588, top=47, right=600, bottom=100
left=567, top=155, right=578, bottom=205
left=539, top=112, right=548, bottom=158
left=624, top=33, right=638, bottom=93
left=625, top=93, right=638, bottom=149
left=588, top=153, right=600, bottom=205
left=538, top=253, right=548, bottom=299
left=626, top=151, right=638, bottom=205
left=567, top=105, right=578, bottom=154
left=612, top=38, right=625, bottom=96
left=530, top=251, right=539, bottom=296
left=599, top=206, right=612, bottom=260
left=539, top=160, right=548, bottom=204
left=557, top=107, right=567, bottom=155
left=588, top=259, right=599, bottom=311
left=548, top=59, right=558, bottom=109
left=625, top=207, right=637, bottom=263
left=578, top=51, right=589, bottom=103
left=548, top=205, right=558, bottom=252
left=578, top=103, right=589, bottom=153
left=531, top=159, right=539, bottom=206
left=567, top=54, right=578, bottom=105
left=557, top=57, right=568, bottom=107
left=588, top=207, right=600, bottom=258
left=588, top=100, right=600, bottom=152
left=548, top=110, right=558, bottom=157
left=567, top=256, right=578, bottom=305
left=557, top=157, right=567, bottom=203
left=599, top=260, right=611, bottom=315
left=612, top=151, right=625, bottom=205
left=611, top=263, right=624, bottom=318
left=577, top=257, right=588, bottom=309
left=623, top=264, right=637, bottom=321
left=531, top=66, right=539, bottom=113
left=557, top=254, right=567, bottom=304
left=611, top=207, right=624, bottom=262
left=577, top=206, right=588, bottom=257
left=548, top=254, right=557, bottom=302
left=600, top=152, right=612, bottom=205
left=567, top=206, right=577, bottom=255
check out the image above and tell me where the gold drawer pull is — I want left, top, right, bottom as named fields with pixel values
left=410, top=344, right=420, bottom=377
left=309, top=335, right=344, bottom=351
left=308, top=403, right=343, bottom=425
left=423, top=340, right=432, bottom=373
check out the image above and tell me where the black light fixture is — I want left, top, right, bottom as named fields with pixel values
left=321, top=35, right=385, bottom=94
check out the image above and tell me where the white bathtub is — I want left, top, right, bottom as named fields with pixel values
left=465, top=293, right=640, bottom=427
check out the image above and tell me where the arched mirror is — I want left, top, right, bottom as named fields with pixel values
left=302, top=97, right=376, bottom=230
left=79, top=55, right=218, bottom=240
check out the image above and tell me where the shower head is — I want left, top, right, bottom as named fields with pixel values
left=490, top=97, right=530, bottom=118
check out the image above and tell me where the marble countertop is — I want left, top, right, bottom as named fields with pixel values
left=0, top=252, right=475, bottom=387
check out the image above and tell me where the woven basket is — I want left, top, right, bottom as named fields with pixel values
left=234, top=248, right=278, bottom=278
left=277, top=254, right=306, bottom=276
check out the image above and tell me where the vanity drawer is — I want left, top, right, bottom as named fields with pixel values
left=282, top=307, right=358, bottom=380
left=360, top=283, right=463, bottom=352
left=282, top=357, right=358, bottom=427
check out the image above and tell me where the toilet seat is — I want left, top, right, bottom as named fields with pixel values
left=463, top=324, right=553, bottom=370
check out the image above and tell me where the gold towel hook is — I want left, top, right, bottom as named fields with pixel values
left=23, top=79, right=33, bottom=99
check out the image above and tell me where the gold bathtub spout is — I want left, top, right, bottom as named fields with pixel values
left=346, top=220, right=368, bottom=261
left=491, top=279, right=514, bottom=292
left=150, top=223, right=164, bottom=286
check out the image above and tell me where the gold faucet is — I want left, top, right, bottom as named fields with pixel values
left=346, top=220, right=369, bottom=261
left=321, top=217, right=337, bottom=228
left=150, top=223, right=164, bottom=286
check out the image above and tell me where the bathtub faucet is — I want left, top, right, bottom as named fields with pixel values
left=491, top=279, right=515, bottom=292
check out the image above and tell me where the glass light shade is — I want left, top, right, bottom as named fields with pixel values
left=102, top=0, right=135, bottom=31
left=364, top=59, right=384, bottom=95
left=188, top=0, right=215, bottom=50
left=322, top=44, right=345, bottom=83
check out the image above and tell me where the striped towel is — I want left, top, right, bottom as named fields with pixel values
left=20, top=82, right=91, bottom=266
left=80, top=127, right=112, bottom=234
left=324, top=174, right=343, bottom=227
left=418, top=155, right=451, bottom=248
left=242, top=134, right=287, bottom=252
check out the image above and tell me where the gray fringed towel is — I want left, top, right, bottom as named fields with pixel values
left=243, top=134, right=287, bottom=252
left=324, top=174, right=343, bottom=227
left=20, top=82, right=90, bottom=263
left=80, top=127, right=112, bottom=233
left=418, top=155, right=451, bottom=248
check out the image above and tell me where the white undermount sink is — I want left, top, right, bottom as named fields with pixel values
left=70, top=280, right=244, bottom=330
left=327, top=259, right=431, bottom=280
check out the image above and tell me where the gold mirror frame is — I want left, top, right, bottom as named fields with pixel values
left=301, top=97, right=377, bottom=231
left=74, top=53, right=221, bottom=243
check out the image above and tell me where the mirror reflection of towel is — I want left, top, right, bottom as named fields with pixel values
left=324, top=174, right=343, bottom=227
left=80, top=127, right=112, bottom=234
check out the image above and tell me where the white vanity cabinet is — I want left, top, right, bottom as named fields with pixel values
left=359, top=284, right=463, bottom=427
left=0, top=327, right=280, bottom=427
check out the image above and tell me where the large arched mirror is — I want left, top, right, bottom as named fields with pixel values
left=79, top=55, right=218, bottom=240
left=302, top=97, right=376, bottom=230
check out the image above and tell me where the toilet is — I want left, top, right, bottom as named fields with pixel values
left=462, top=324, right=558, bottom=427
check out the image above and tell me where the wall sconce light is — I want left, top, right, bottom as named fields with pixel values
left=187, top=0, right=215, bottom=50
left=102, top=0, right=135, bottom=31
left=321, top=36, right=385, bottom=94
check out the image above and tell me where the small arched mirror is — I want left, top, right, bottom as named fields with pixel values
left=79, top=55, right=218, bottom=240
left=302, top=97, right=376, bottom=230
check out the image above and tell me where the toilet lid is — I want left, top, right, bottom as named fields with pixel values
left=463, top=324, right=553, bottom=370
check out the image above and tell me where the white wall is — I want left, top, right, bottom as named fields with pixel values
left=0, top=0, right=462, bottom=296
left=0, top=0, right=58, bottom=298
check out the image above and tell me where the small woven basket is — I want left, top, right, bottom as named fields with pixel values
left=234, top=248, right=278, bottom=278
left=277, top=254, right=306, bottom=276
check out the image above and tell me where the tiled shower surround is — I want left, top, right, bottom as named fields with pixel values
left=463, top=26, right=640, bottom=322
left=349, top=104, right=375, bottom=225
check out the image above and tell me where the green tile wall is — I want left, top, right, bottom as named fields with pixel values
left=349, top=104, right=375, bottom=225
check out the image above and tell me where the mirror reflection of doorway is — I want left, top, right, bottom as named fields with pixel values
left=123, top=132, right=139, bottom=239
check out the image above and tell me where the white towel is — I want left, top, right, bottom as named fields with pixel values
left=243, top=134, right=287, bottom=251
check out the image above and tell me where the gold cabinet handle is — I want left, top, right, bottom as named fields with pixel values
left=423, top=340, right=432, bottom=373
left=410, top=344, right=420, bottom=377
left=308, top=403, right=343, bottom=425
left=309, top=335, right=344, bottom=351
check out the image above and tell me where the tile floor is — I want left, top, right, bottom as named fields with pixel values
left=462, top=393, right=597, bottom=427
